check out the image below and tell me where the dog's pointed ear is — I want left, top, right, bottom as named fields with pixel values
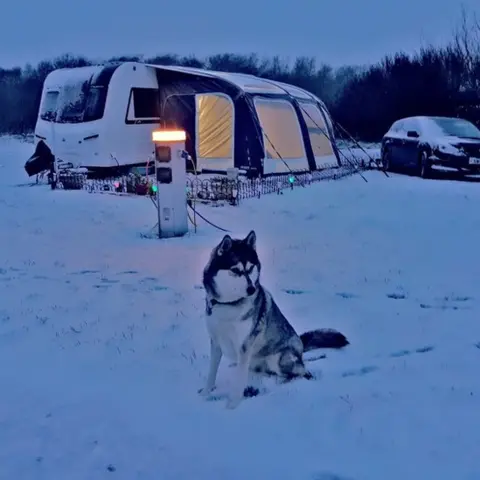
left=217, top=235, right=233, bottom=256
left=244, top=230, right=256, bottom=250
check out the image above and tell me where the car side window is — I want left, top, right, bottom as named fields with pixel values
left=390, top=120, right=404, bottom=134
left=405, top=119, right=420, bottom=134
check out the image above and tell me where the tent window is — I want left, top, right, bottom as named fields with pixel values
left=254, top=99, right=304, bottom=159
left=299, top=103, right=334, bottom=157
left=127, top=88, right=160, bottom=120
left=196, top=93, right=233, bottom=159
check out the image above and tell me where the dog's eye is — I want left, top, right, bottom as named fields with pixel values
left=230, top=268, right=242, bottom=276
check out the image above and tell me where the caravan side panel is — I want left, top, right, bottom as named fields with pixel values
left=34, top=62, right=162, bottom=170
left=99, top=63, right=160, bottom=168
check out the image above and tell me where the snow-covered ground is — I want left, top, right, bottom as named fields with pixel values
left=1, top=135, right=479, bottom=480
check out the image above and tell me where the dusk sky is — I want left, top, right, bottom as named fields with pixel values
left=2, top=0, right=479, bottom=69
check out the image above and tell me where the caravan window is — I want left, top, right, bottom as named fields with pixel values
left=56, top=80, right=89, bottom=123
left=126, top=88, right=161, bottom=123
left=83, top=85, right=107, bottom=122
left=40, top=91, right=59, bottom=122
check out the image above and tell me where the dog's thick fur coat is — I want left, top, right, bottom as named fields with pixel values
left=200, top=230, right=349, bottom=409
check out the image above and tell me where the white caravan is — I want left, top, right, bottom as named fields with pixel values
left=33, top=62, right=340, bottom=177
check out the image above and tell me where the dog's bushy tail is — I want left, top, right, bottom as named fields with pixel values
left=300, top=328, right=349, bottom=352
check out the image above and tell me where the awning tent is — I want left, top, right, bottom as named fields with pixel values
left=150, top=65, right=341, bottom=176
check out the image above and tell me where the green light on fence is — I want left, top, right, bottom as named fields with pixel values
left=288, top=175, right=295, bottom=184
left=151, top=184, right=158, bottom=193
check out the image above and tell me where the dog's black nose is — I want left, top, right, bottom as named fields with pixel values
left=246, top=286, right=256, bottom=296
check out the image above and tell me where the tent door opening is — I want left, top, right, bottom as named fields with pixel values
left=194, top=93, right=235, bottom=173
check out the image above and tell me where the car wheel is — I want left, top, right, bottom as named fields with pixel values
left=419, top=151, right=431, bottom=179
left=382, top=148, right=392, bottom=171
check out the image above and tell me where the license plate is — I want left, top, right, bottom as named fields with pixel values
left=469, top=157, right=480, bottom=165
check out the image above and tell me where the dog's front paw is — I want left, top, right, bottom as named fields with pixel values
left=198, top=385, right=215, bottom=397
left=225, top=396, right=243, bottom=409
left=225, top=389, right=244, bottom=409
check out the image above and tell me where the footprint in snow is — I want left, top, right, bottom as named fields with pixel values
left=341, top=365, right=379, bottom=378
left=419, top=303, right=469, bottom=310
left=415, top=345, right=435, bottom=354
left=390, top=349, right=411, bottom=358
left=336, top=292, right=358, bottom=299
left=443, top=295, right=472, bottom=302
left=70, top=270, right=101, bottom=276
left=100, top=278, right=119, bottom=284
left=283, top=289, right=307, bottom=295
left=386, top=293, right=406, bottom=300
left=420, top=295, right=473, bottom=310
left=140, top=277, right=159, bottom=283
left=152, top=285, right=169, bottom=291
left=389, top=345, right=435, bottom=358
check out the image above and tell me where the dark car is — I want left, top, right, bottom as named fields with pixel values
left=381, top=116, right=480, bottom=178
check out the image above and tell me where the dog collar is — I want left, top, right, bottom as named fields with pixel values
left=206, top=297, right=245, bottom=315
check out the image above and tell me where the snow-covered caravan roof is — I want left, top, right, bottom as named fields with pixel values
left=43, top=65, right=101, bottom=89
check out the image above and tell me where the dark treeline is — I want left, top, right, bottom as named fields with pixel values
left=1, top=10, right=479, bottom=142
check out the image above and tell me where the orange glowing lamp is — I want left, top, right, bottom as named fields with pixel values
left=152, top=130, right=186, bottom=143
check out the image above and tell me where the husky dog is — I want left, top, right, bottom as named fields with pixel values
left=199, top=230, right=349, bottom=409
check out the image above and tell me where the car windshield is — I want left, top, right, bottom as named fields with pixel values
left=431, top=117, right=480, bottom=139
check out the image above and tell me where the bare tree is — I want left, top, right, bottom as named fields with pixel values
left=452, top=4, right=480, bottom=90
